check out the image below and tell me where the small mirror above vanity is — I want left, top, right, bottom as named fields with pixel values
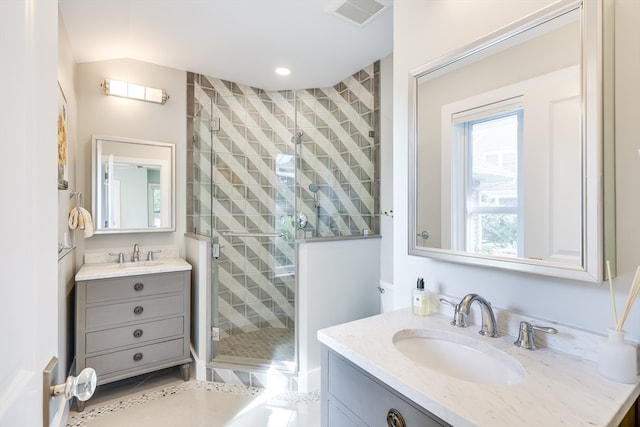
left=408, top=0, right=613, bottom=282
left=92, top=135, right=175, bottom=234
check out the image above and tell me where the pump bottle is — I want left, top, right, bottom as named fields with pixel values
left=412, top=277, right=430, bottom=316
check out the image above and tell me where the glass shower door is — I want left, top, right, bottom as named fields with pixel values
left=194, top=78, right=297, bottom=369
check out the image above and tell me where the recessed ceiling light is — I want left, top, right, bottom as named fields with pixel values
left=275, top=67, right=291, bottom=76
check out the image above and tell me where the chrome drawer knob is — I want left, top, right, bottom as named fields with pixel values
left=133, top=329, right=143, bottom=338
left=133, top=282, right=144, bottom=291
left=133, top=306, right=144, bottom=315
left=386, top=409, right=406, bottom=427
left=133, top=352, right=143, bottom=362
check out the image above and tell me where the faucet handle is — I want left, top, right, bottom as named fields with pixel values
left=514, top=321, right=558, bottom=350
left=109, top=252, right=125, bottom=264
left=147, top=250, right=162, bottom=261
left=439, top=298, right=468, bottom=328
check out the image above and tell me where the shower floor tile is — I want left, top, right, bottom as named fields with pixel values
left=218, top=327, right=294, bottom=362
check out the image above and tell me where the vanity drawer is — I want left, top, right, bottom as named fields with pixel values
left=87, top=338, right=185, bottom=378
left=326, top=351, right=446, bottom=427
left=85, top=272, right=184, bottom=303
left=85, top=295, right=184, bottom=329
left=85, top=316, right=184, bottom=353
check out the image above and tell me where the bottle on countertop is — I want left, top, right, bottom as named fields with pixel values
left=412, top=277, right=431, bottom=316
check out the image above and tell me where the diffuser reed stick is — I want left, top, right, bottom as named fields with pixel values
left=606, top=261, right=618, bottom=326
left=615, top=265, right=640, bottom=332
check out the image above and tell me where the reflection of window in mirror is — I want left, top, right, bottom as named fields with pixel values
left=148, top=184, right=161, bottom=227
left=451, top=103, right=523, bottom=258
left=442, top=66, right=582, bottom=265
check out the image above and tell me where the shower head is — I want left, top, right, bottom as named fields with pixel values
left=308, top=183, right=319, bottom=207
left=291, top=130, right=304, bottom=145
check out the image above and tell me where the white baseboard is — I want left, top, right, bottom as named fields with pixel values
left=297, top=367, right=321, bottom=393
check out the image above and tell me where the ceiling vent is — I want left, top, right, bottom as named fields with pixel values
left=332, top=0, right=387, bottom=27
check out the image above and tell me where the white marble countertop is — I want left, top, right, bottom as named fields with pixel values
left=75, top=257, right=192, bottom=281
left=317, top=309, right=640, bottom=427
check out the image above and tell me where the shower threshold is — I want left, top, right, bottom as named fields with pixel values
left=210, top=355, right=296, bottom=373
left=211, top=327, right=296, bottom=373
left=207, top=355, right=298, bottom=391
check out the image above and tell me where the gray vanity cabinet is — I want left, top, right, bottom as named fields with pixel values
left=321, top=345, right=450, bottom=427
left=75, top=271, right=191, bottom=405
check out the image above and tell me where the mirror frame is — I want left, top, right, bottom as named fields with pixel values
left=408, top=0, right=607, bottom=282
left=92, top=135, right=176, bottom=234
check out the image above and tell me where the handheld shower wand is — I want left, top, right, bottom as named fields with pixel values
left=308, top=184, right=320, bottom=237
left=308, top=183, right=319, bottom=208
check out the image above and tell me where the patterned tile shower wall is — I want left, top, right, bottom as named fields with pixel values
left=186, top=62, right=379, bottom=342
left=295, top=64, right=380, bottom=237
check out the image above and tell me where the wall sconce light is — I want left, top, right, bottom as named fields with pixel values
left=101, top=78, right=169, bottom=104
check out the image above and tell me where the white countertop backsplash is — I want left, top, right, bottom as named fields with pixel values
left=437, top=294, right=608, bottom=363
left=318, top=307, right=640, bottom=427
left=83, top=247, right=181, bottom=264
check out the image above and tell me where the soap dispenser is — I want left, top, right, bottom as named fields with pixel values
left=412, top=277, right=430, bottom=316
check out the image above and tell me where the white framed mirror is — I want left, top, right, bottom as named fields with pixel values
left=408, top=0, right=609, bottom=282
left=92, top=135, right=175, bottom=234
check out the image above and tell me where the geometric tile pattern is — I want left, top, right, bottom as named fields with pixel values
left=186, top=62, right=379, bottom=364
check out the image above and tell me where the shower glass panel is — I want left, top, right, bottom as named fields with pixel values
left=191, top=75, right=297, bottom=369
left=187, top=62, right=379, bottom=372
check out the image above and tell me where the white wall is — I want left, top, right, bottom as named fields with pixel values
left=184, top=234, right=212, bottom=381
left=74, top=59, right=187, bottom=262
left=298, top=238, right=381, bottom=391
left=393, top=0, right=640, bottom=341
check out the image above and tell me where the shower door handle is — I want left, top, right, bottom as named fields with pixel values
left=220, top=231, right=284, bottom=238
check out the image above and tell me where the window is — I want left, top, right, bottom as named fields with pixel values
left=452, top=100, right=523, bottom=258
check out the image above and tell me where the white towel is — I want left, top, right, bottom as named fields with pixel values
left=78, top=207, right=94, bottom=238
left=68, top=208, right=79, bottom=230
left=68, top=207, right=94, bottom=238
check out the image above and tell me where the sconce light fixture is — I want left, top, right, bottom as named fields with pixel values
left=101, top=78, right=169, bottom=104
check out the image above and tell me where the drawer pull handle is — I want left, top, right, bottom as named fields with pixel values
left=133, top=306, right=144, bottom=315
left=133, top=352, right=143, bottom=362
left=133, top=329, right=143, bottom=338
left=386, top=409, right=406, bottom=427
left=133, top=282, right=144, bottom=292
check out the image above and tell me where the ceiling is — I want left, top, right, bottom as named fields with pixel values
left=58, top=0, right=393, bottom=91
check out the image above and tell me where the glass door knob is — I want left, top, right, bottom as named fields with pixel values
left=51, top=367, right=97, bottom=401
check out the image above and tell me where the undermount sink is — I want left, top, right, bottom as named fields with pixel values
left=393, top=329, right=526, bottom=385
left=118, top=261, right=164, bottom=268
left=99, top=261, right=165, bottom=271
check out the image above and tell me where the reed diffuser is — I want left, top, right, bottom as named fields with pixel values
left=598, top=262, right=639, bottom=384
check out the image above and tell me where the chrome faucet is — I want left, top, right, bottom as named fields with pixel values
left=132, top=243, right=140, bottom=262
left=455, top=293, right=499, bottom=337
